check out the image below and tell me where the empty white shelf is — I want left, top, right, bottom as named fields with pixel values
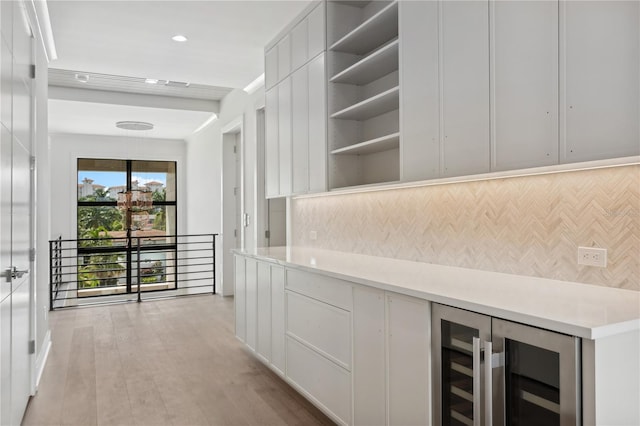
left=331, top=132, right=400, bottom=155
left=330, top=39, right=399, bottom=85
left=331, top=86, right=399, bottom=121
left=330, top=1, right=399, bottom=55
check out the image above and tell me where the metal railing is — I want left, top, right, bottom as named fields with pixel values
left=49, top=233, right=217, bottom=310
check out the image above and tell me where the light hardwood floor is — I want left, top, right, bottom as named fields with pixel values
left=22, top=295, right=334, bottom=426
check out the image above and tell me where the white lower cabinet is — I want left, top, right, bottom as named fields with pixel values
left=286, top=336, right=352, bottom=424
left=270, top=266, right=285, bottom=375
left=234, top=255, right=432, bottom=425
left=387, top=293, right=431, bottom=425
left=256, top=262, right=271, bottom=362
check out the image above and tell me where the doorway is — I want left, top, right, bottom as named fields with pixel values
left=222, top=118, right=244, bottom=296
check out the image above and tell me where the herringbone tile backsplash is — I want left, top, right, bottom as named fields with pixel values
left=291, top=165, right=640, bottom=290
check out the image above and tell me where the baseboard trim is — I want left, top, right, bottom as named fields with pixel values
left=34, top=330, right=51, bottom=392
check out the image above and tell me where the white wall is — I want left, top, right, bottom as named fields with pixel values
left=49, top=133, right=187, bottom=241
left=185, top=87, right=265, bottom=294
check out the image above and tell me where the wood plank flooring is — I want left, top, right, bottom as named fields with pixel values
left=22, top=295, right=334, bottom=426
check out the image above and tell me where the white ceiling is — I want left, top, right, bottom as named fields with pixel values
left=47, top=0, right=312, bottom=139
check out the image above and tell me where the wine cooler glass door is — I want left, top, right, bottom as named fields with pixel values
left=432, top=305, right=491, bottom=426
left=491, top=319, right=580, bottom=426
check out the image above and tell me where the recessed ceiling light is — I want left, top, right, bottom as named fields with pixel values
left=145, top=78, right=159, bottom=84
left=74, top=73, right=89, bottom=83
left=172, top=34, right=188, bottom=42
left=116, top=121, right=154, bottom=131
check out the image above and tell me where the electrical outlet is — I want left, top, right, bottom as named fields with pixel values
left=578, top=247, right=607, bottom=268
left=309, top=231, right=317, bottom=241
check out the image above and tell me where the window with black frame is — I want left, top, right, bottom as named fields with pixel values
left=77, top=159, right=177, bottom=296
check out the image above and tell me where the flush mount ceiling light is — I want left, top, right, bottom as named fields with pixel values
left=171, top=34, right=188, bottom=42
left=145, top=78, right=159, bottom=84
left=115, top=121, right=154, bottom=131
left=74, top=73, right=89, bottom=83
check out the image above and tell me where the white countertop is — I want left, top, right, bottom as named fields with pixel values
left=233, top=246, right=640, bottom=340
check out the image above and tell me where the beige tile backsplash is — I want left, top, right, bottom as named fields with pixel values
left=291, top=165, right=640, bottom=290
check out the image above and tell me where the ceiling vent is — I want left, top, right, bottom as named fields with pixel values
left=164, top=81, right=191, bottom=88
left=115, top=121, right=154, bottom=131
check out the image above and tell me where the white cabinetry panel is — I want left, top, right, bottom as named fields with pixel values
left=441, top=0, right=490, bottom=177
left=285, top=268, right=352, bottom=310
left=245, top=259, right=257, bottom=350
left=0, top=295, right=10, bottom=426
left=353, top=286, right=386, bottom=426
left=286, top=337, right=351, bottom=425
left=308, top=53, right=327, bottom=193
left=286, top=291, right=351, bottom=369
left=291, top=19, right=308, bottom=72
left=278, top=78, right=292, bottom=196
left=265, top=47, right=278, bottom=90
left=387, top=293, right=430, bottom=426
left=234, top=255, right=246, bottom=342
left=292, top=65, right=309, bottom=194
left=277, top=35, right=291, bottom=82
left=271, top=266, right=286, bottom=375
left=256, top=262, right=271, bottom=362
left=399, top=0, right=440, bottom=181
left=265, top=87, right=279, bottom=198
left=561, top=0, right=640, bottom=162
left=307, top=3, right=325, bottom=60
left=492, top=0, right=559, bottom=171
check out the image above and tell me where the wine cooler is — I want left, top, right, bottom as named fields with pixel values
left=432, top=304, right=581, bottom=426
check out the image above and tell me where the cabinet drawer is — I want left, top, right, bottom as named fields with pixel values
left=286, top=291, right=351, bottom=369
left=286, top=337, right=351, bottom=425
left=285, top=268, right=353, bottom=311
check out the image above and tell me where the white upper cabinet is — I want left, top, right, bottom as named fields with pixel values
left=561, top=0, right=640, bottom=163
left=292, top=65, right=310, bottom=194
left=277, top=35, right=291, bottom=83
left=265, top=86, right=280, bottom=198
left=291, top=18, right=308, bottom=72
left=491, top=0, right=559, bottom=171
left=265, top=47, right=278, bottom=90
left=307, top=3, right=325, bottom=60
left=278, top=77, right=293, bottom=196
left=399, top=0, right=439, bottom=181
left=441, top=0, right=490, bottom=177
left=264, top=1, right=327, bottom=198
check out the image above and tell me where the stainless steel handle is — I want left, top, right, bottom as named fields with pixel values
left=484, top=340, right=493, bottom=426
left=473, top=337, right=481, bottom=426
left=3, top=266, right=28, bottom=282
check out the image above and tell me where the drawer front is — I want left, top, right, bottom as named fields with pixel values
left=286, top=337, right=351, bottom=425
left=285, top=268, right=353, bottom=311
left=286, top=291, right=351, bottom=369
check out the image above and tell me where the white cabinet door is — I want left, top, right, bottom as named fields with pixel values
left=308, top=53, right=327, bottom=194
left=291, top=18, right=308, bottom=72
left=270, top=266, right=285, bottom=375
left=353, top=286, right=386, bottom=426
left=387, top=293, right=430, bottom=426
left=292, top=65, right=309, bottom=195
left=492, top=0, right=559, bottom=171
left=561, top=0, right=640, bottom=162
left=399, top=0, right=440, bottom=181
left=307, top=3, right=325, bottom=60
left=256, top=262, right=271, bottom=362
left=265, top=46, right=278, bottom=90
left=265, top=87, right=280, bottom=198
left=441, top=0, right=490, bottom=177
left=0, top=295, right=11, bottom=426
left=277, top=35, right=291, bottom=82
left=234, top=255, right=246, bottom=342
left=278, top=77, right=293, bottom=196
left=245, top=259, right=257, bottom=351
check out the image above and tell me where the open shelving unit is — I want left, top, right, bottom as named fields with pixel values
left=327, top=0, right=400, bottom=190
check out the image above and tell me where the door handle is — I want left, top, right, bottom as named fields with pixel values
left=4, top=266, right=29, bottom=282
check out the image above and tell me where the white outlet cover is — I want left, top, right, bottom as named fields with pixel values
left=578, top=247, right=607, bottom=268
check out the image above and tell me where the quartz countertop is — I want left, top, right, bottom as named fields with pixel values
left=233, top=246, right=640, bottom=340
